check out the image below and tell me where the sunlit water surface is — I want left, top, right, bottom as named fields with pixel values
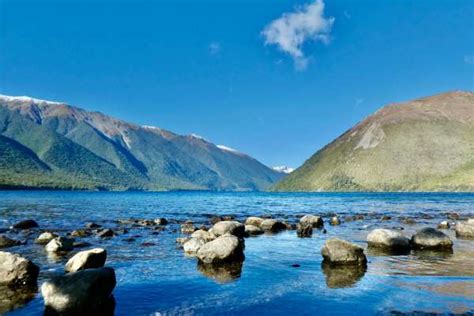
left=1, top=191, right=473, bottom=315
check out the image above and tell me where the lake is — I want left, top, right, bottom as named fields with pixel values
left=1, top=191, right=474, bottom=315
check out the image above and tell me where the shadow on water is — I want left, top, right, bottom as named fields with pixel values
left=197, top=261, right=244, bottom=284
left=367, top=247, right=411, bottom=257
left=43, top=295, right=115, bottom=316
left=321, top=263, right=367, bottom=289
left=0, top=286, right=37, bottom=314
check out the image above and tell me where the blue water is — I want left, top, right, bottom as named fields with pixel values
left=1, top=191, right=473, bottom=315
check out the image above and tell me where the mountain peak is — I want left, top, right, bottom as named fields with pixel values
left=0, top=94, right=64, bottom=105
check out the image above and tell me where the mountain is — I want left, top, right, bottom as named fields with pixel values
left=272, top=166, right=295, bottom=174
left=273, top=91, right=474, bottom=192
left=0, top=95, right=283, bottom=191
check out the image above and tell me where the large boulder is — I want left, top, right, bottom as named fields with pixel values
left=244, top=217, right=264, bottom=227
left=367, top=229, right=410, bottom=251
left=197, top=234, right=244, bottom=264
left=0, top=235, right=21, bottom=248
left=65, top=248, right=107, bottom=272
left=183, top=238, right=206, bottom=256
left=300, top=215, right=324, bottom=228
left=45, top=237, right=74, bottom=253
left=209, top=221, right=245, bottom=238
left=321, top=238, right=367, bottom=266
left=41, top=267, right=116, bottom=316
left=245, top=225, right=263, bottom=236
left=455, top=220, right=474, bottom=238
left=11, top=220, right=38, bottom=230
left=296, top=223, right=312, bottom=238
left=191, top=229, right=216, bottom=242
left=0, top=251, right=39, bottom=287
left=260, top=219, right=287, bottom=233
left=411, top=228, right=453, bottom=250
left=35, top=232, right=58, bottom=245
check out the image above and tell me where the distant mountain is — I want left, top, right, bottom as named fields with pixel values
left=0, top=95, right=283, bottom=191
left=273, top=91, right=474, bottom=192
left=273, top=166, right=295, bottom=174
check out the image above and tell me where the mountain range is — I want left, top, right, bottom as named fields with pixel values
left=0, top=95, right=283, bottom=191
left=273, top=91, right=474, bottom=192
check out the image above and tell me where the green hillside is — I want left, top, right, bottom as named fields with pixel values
left=273, top=91, right=474, bottom=192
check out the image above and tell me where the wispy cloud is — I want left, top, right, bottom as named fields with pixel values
left=262, top=0, right=334, bottom=70
left=464, top=55, right=474, bottom=64
left=209, top=42, right=221, bottom=55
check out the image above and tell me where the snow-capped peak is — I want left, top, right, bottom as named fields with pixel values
left=217, top=144, right=240, bottom=153
left=190, top=133, right=208, bottom=141
left=142, top=125, right=161, bottom=130
left=0, top=94, right=64, bottom=105
left=273, top=166, right=295, bottom=174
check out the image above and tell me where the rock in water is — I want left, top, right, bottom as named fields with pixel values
left=0, top=251, right=39, bottom=287
left=0, top=235, right=21, bottom=248
left=45, top=237, right=74, bottom=253
left=35, top=232, right=58, bottom=245
left=245, top=225, right=264, bottom=236
left=191, top=230, right=216, bottom=242
left=209, top=221, right=245, bottom=238
left=299, top=215, right=324, bottom=228
left=11, top=220, right=39, bottom=230
left=244, top=217, right=264, bottom=227
left=330, top=216, right=341, bottom=226
left=367, top=229, right=410, bottom=251
left=96, top=229, right=114, bottom=238
left=437, top=221, right=450, bottom=229
left=197, top=234, right=244, bottom=264
left=183, top=238, right=206, bottom=256
left=181, top=222, right=196, bottom=234
left=411, top=228, right=453, bottom=250
left=260, top=219, right=287, bottom=233
left=455, top=220, right=474, bottom=238
left=65, top=248, right=107, bottom=272
left=296, top=223, right=313, bottom=238
left=41, top=267, right=116, bottom=316
left=321, top=238, right=367, bottom=266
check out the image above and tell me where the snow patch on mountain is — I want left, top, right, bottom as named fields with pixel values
left=273, top=166, right=294, bottom=174
left=0, top=94, right=64, bottom=105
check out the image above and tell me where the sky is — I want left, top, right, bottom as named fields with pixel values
left=1, top=0, right=473, bottom=168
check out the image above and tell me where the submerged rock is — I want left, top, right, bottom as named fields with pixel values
left=299, top=215, right=324, bottom=228
left=85, top=222, right=101, bottom=229
left=245, top=225, right=263, bottom=236
left=65, top=248, right=107, bottom=272
left=183, top=238, right=206, bottom=256
left=321, top=238, right=367, bottom=266
left=0, top=285, right=37, bottom=314
left=209, top=221, right=245, bottom=238
left=367, top=229, right=410, bottom=252
left=45, top=237, right=74, bottom=253
left=35, top=232, right=58, bottom=245
left=0, top=251, right=39, bottom=287
left=260, top=219, right=287, bottom=233
left=455, top=220, right=474, bottom=238
left=244, top=217, right=264, bottom=227
left=197, top=234, right=244, bottom=264
left=411, top=228, right=453, bottom=250
left=97, top=229, right=114, bottom=238
left=69, top=229, right=91, bottom=238
left=41, top=267, right=116, bottom=316
left=296, top=223, right=312, bottom=238
left=11, top=220, right=38, bottom=230
left=0, top=235, right=21, bottom=248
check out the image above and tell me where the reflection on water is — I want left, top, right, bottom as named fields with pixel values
left=197, top=261, right=244, bottom=284
left=0, top=286, right=36, bottom=314
left=367, top=246, right=411, bottom=257
left=43, top=295, right=115, bottom=316
left=321, top=263, right=366, bottom=288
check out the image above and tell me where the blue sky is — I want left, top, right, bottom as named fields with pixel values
left=1, top=0, right=473, bottom=168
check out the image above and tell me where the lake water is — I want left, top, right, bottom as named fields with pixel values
left=1, top=191, right=474, bottom=315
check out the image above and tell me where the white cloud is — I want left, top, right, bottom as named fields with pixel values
left=209, top=42, right=221, bottom=55
left=464, top=55, right=474, bottom=64
left=262, top=0, right=334, bottom=70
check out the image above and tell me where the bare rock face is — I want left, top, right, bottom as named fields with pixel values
left=65, top=248, right=107, bottom=272
left=411, top=228, right=453, bottom=250
left=321, top=239, right=367, bottom=266
left=35, top=232, right=58, bottom=245
left=0, top=251, right=39, bottom=287
left=245, top=225, right=264, bottom=236
left=45, top=237, right=74, bottom=253
left=299, top=215, right=324, bottom=228
left=209, top=221, right=245, bottom=238
left=196, top=234, right=244, bottom=264
left=183, top=238, right=206, bottom=256
left=455, top=220, right=474, bottom=238
left=0, top=235, right=21, bottom=249
left=296, top=223, right=313, bottom=238
left=41, top=267, right=116, bottom=316
left=260, top=219, right=287, bottom=233
left=244, top=217, right=264, bottom=227
left=367, top=229, right=410, bottom=251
